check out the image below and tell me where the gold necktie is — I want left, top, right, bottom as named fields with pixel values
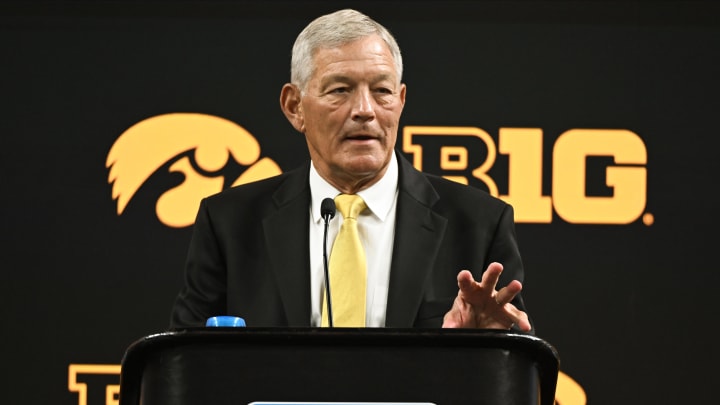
left=321, top=194, right=367, bottom=327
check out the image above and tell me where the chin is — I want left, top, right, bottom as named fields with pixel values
left=344, top=154, right=387, bottom=173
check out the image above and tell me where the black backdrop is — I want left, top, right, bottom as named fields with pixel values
left=2, top=1, right=719, bottom=404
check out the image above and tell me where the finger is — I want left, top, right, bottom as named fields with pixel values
left=457, top=270, right=494, bottom=305
left=480, top=262, right=504, bottom=292
left=503, top=305, right=532, bottom=332
left=456, top=269, right=475, bottom=293
left=495, top=280, right=523, bottom=306
left=515, top=317, right=532, bottom=332
left=496, top=296, right=531, bottom=331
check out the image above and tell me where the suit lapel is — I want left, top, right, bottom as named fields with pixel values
left=385, top=154, right=447, bottom=327
left=262, top=163, right=312, bottom=326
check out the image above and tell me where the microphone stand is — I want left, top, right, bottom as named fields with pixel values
left=321, top=198, right=336, bottom=327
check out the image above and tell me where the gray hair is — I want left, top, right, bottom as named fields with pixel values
left=290, top=9, right=403, bottom=92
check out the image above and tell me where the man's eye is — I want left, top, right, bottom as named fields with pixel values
left=375, top=87, right=393, bottom=94
left=329, top=87, right=348, bottom=94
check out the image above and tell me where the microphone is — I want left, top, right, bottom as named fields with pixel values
left=320, top=197, right=336, bottom=327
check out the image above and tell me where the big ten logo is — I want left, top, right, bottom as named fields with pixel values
left=68, top=364, right=121, bottom=405
left=106, top=113, right=282, bottom=228
left=402, top=126, right=650, bottom=225
left=68, top=363, right=587, bottom=405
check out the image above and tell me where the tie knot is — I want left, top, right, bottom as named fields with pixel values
left=334, top=194, right=366, bottom=220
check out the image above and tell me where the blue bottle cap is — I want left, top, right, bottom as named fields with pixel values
left=205, top=316, right=246, bottom=327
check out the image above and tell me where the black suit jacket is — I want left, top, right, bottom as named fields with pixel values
left=170, top=152, right=528, bottom=329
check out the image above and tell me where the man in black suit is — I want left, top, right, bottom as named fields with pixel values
left=170, top=9, right=532, bottom=332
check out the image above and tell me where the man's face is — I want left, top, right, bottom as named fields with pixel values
left=298, top=34, right=406, bottom=192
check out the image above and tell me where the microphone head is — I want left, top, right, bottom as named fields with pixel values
left=321, top=197, right=336, bottom=220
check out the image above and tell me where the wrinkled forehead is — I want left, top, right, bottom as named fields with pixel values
left=309, top=36, right=400, bottom=82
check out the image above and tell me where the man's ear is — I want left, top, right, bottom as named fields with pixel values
left=279, top=83, right=305, bottom=133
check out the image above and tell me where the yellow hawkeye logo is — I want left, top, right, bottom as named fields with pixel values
left=106, top=113, right=281, bottom=228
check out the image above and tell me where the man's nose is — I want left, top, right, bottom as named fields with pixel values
left=351, top=88, right=376, bottom=121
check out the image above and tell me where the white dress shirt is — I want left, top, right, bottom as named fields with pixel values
left=308, top=153, right=399, bottom=327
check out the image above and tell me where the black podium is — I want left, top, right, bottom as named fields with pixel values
left=119, top=328, right=559, bottom=405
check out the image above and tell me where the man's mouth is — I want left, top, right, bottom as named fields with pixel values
left=346, top=134, right=376, bottom=141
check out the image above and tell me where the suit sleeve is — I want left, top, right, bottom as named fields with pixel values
left=169, top=198, right=227, bottom=329
left=489, top=204, right=534, bottom=333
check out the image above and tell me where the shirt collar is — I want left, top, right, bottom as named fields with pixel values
left=310, top=151, right=399, bottom=223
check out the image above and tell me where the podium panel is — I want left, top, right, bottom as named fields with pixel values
left=120, top=328, right=559, bottom=405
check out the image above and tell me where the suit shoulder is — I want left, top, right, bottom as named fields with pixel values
left=425, top=173, right=508, bottom=208
left=421, top=173, right=513, bottom=224
left=202, top=164, right=306, bottom=212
